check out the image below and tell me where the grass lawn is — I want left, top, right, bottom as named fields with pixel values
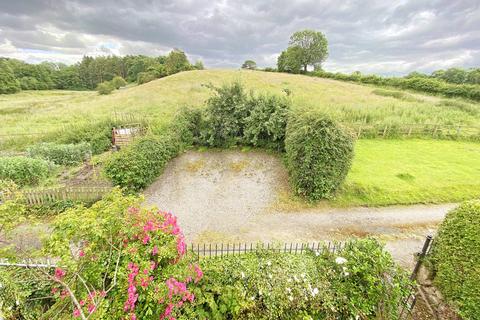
left=333, top=139, right=480, bottom=206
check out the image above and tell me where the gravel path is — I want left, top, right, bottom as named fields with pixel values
left=144, top=150, right=456, bottom=268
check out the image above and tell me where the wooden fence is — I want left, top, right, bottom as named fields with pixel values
left=349, top=123, right=480, bottom=139
left=21, top=186, right=111, bottom=205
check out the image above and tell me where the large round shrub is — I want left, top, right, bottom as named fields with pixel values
left=430, top=200, right=480, bottom=319
left=285, top=113, right=354, bottom=200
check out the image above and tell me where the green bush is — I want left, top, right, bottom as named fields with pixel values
left=111, top=76, right=127, bottom=89
left=430, top=200, right=480, bottom=319
left=285, top=113, right=355, bottom=200
left=196, top=82, right=291, bottom=149
left=0, top=157, right=52, bottom=186
left=27, top=142, right=91, bottom=166
left=183, top=239, right=411, bottom=319
left=96, top=81, right=114, bottom=95
left=243, top=94, right=290, bottom=150
left=44, top=120, right=113, bottom=154
left=104, top=128, right=187, bottom=191
left=137, top=71, right=157, bottom=84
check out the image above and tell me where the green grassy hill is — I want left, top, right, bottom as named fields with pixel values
left=1, top=70, right=479, bottom=137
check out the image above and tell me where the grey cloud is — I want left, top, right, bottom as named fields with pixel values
left=0, top=0, right=478, bottom=74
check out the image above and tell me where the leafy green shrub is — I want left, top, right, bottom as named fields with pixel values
left=27, top=142, right=91, bottom=166
left=183, top=239, right=411, bottom=319
left=111, top=76, right=127, bottom=89
left=193, top=82, right=291, bottom=149
left=104, top=127, right=188, bottom=191
left=44, top=120, right=113, bottom=155
left=430, top=200, right=480, bottom=319
left=96, top=81, right=114, bottom=95
left=285, top=113, right=355, bottom=200
left=137, top=71, right=157, bottom=84
left=0, top=157, right=52, bottom=186
left=243, top=94, right=290, bottom=150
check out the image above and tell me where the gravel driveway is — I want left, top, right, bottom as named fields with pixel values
left=144, top=150, right=455, bottom=268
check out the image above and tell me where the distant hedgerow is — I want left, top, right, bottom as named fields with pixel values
left=285, top=113, right=355, bottom=200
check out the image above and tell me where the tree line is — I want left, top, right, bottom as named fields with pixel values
left=0, top=49, right=203, bottom=94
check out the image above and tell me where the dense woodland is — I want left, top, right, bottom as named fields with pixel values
left=0, top=49, right=203, bottom=94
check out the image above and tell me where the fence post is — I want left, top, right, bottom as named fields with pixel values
left=410, top=235, right=433, bottom=281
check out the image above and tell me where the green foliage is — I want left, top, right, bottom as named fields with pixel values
left=44, top=120, right=113, bottom=155
left=96, top=81, right=114, bottom=95
left=241, top=60, right=257, bottom=70
left=277, top=46, right=303, bottom=74
left=40, top=189, right=200, bottom=319
left=243, top=94, right=290, bottom=150
left=27, top=142, right=91, bottom=166
left=165, top=49, right=191, bottom=75
left=0, top=157, right=52, bottom=186
left=288, top=29, right=328, bottom=72
left=104, top=125, right=189, bottom=191
left=111, top=76, right=127, bottom=89
left=183, top=239, right=411, bottom=320
left=0, top=59, right=21, bottom=94
left=430, top=200, right=480, bottom=319
left=137, top=71, right=156, bottom=84
left=371, top=88, right=420, bottom=102
left=285, top=113, right=355, bottom=200
left=193, top=60, right=205, bottom=70
left=313, top=69, right=480, bottom=101
left=0, top=180, right=26, bottom=242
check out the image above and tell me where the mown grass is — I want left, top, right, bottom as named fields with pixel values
left=335, top=139, right=480, bottom=206
left=273, top=139, right=480, bottom=208
left=1, top=70, right=479, bottom=141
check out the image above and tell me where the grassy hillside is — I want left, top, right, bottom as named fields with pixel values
left=1, top=70, right=479, bottom=139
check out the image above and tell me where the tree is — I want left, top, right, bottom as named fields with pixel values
left=111, top=76, right=127, bottom=89
left=288, top=30, right=328, bottom=72
left=164, top=49, right=191, bottom=75
left=241, top=60, right=257, bottom=70
left=0, top=60, right=21, bottom=94
left=193, top=60, right=204, bottom=70
left=277, top=46, right=303, bottom=74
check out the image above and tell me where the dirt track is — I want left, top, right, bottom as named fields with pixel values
left=144, top=150, right=455, bottom=268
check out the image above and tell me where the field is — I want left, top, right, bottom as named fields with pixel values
left=1, top=70, right=480, bottom=207
left=1, top=69, right=480, bottom=139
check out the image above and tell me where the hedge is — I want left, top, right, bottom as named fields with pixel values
left=27, top=142, right=91, bottom=166
left=430, top=200, right=480, bottom=319
left=311, top=70, right=480, bottom=101
left=285, top=113, right=355, bottom=200
left=183, top=238, right=411, bottom=319
left=0, top=156, right=52, bottom=186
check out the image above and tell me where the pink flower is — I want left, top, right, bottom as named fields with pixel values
left=194, top=264, right=203, bottom=283
left=152, top=245, right=159, bottom=255
left=131, top=314, right=137, bottom=320
left=54, top=268, right=66, bottom=280
left=73, top=309, right=81, bottom=318
left=78, top=250, right=85, bottom=257
left=88, top=304, right=96, bottom=314
left=142, top=235, right=150, bottom=244
left=79, top=300, right=85, bottom=306
left=51, top=287, right=58, bottom=294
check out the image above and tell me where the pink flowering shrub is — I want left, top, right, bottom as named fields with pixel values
left=44, top=189, right=202, bottom=319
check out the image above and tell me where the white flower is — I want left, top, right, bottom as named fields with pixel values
left=293, top=275, right=299, bottom=282
left=287, top=278, right=292, bottom=283
left=289, top=296, right=293, bottom=301
left=259, top=290, right=262, bottom=295
left=335, top=257, right=347, bottom=265
left=315, top=250, right=320, bottom=256
left=355, top=316, right=360, bottom=320
left=312, top=288, right=319, bottom=296
left=267, top=261, right=271, bottom=266
left=268, top=274, right=272, bottom=279
left=250, top=296, right=255, bottom=300
left=301, top=273, right=306, bottom=278
left=241, top=272, right=245, bottom=279
left=16, top=300, right=19, bottom=306
left=344, top=272, right=350, bottom=277
left=286, top=287, right=291, bottom=293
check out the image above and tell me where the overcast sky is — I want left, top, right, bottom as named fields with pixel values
left=0, top=0, right=479, bottom=75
